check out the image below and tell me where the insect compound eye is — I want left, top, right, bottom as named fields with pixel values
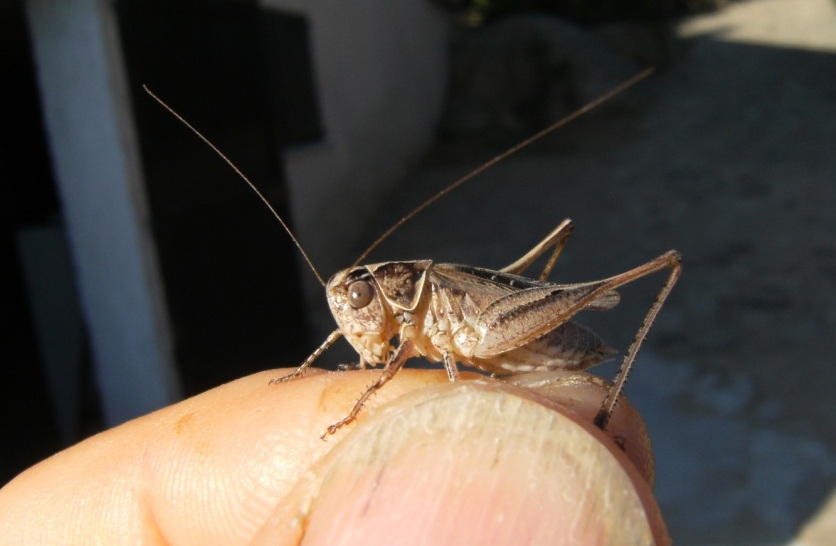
left=347, top=279, right=374, bottom=309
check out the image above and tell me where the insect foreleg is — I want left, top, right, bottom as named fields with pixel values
left=323, top=337, right=416, bottom=438
left=594, top=250, right=682, bottom=430
left=500, top=218, right=574, bottom=280
left=271, top=329, right=342, bottom=384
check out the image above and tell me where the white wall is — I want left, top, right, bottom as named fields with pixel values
left=260, top=0, right=450, bottom=313
left=25, top=0, right=181, bottom=426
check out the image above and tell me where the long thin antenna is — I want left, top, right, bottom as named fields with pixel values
left=143, top=85, right=326, bottom=287
left=351, top=67, right=655, bottom=267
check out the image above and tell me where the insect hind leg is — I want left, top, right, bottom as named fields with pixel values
left=500, top=218, right=574, bottom=281
left=594, top=250, right=682, bottom=430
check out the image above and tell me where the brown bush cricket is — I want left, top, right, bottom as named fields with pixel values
left=145, top=68, right=681, bottom=439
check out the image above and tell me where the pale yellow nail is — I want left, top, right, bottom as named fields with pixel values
left=254, top=378, right=669, bottom=546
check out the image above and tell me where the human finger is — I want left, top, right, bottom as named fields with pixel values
left=0, top=368, right=668, bottom=545
left=252, top=372, right=669, bottom=546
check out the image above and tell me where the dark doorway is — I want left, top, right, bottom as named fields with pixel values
left=0, top=0, right=68, bottom=485
left=116, top=0, right=321, bottom=395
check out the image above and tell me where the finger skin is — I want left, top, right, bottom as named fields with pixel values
left=0, top=369, right=446, bottom=545
left=0, top=369, right=668, bottom=545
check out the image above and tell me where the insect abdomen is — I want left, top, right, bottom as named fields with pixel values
left=489, top=321, right=616, bottom=375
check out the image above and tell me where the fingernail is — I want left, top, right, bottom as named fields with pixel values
left=258, top=380, right=668, bottom=546
left=506, top=370, right=656, bottom=487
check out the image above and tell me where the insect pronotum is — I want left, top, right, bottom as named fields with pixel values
left=144, top=67, right=682, bottom=438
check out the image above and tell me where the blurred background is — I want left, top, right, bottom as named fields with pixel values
left=3, top=0, right=835, bottom=543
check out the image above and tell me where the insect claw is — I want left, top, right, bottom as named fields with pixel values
left=269, top=370, right=303, bottom=384
left=323, top=418, right=350, bottom=438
